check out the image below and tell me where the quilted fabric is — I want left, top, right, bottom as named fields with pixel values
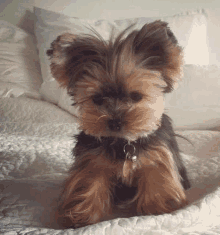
left=1, top=97, right=220, bottom=234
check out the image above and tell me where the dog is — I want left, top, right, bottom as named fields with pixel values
left=47, top=20, right=191, bottom=228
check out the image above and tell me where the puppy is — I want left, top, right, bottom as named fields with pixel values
left=47, top=20, right=191, bottom=228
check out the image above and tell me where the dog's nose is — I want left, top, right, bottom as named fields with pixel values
left=108, top=119, right=121, bottom=132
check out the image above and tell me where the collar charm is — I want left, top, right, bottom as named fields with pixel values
left=122, top=143, right=138, bottom=183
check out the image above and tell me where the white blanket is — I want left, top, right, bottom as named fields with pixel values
left=1, top=97, right=220, bottom=234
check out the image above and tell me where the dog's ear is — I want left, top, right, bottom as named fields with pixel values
left=133, top=20, right=183, bottom=92
left=47, top=33, right=77, bottom=88
left=47, top=33, right=107, bottom=93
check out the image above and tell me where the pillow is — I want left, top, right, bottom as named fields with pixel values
left=0, top=20, right=42, bottom=99
left=34, top=7, right=209, bottom=117
left=206, top=8, right=220, bottom=66
left=166, top=64, right=220, bottom=130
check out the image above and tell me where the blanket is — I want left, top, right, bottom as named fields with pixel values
left=1, top=97, right=220, bottom=234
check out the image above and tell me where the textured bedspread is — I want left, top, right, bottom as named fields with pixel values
left=1, top=97, right=220, bottom=234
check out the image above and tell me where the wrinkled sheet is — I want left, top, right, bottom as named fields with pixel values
left=1, top=97, right=220, bottom=235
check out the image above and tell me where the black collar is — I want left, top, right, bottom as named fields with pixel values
left=75, top=131, right=151, bottom=161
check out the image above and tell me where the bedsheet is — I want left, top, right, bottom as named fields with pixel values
left=1, top=97, right=220, bottom=234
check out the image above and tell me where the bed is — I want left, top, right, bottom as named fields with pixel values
left=1, top=1, right=220, bottom=234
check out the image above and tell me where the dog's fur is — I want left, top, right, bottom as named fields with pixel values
left=47, top=20, right=190, bottom=228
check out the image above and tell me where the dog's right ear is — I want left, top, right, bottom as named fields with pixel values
left=132, top=20, right=183, bottom=93
left=47, top=33, right=76, bottom=88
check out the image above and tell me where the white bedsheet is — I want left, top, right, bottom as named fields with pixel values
left=1, top=97, right=220, bottom=234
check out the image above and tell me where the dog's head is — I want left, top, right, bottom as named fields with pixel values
left=47, top=20, right=183, bottom=141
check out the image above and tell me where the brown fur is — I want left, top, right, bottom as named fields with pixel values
left=56, top=151, right=114, bottom=227
left=47, top=20, right=189, bottom=228
left=134, top=145, right=186, bottom=214
left=55, top=142, right=187, bottom=227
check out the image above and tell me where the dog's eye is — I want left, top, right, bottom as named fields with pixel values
left=92, top=94, right=104, bottom=106
left=130, top=91, right=143, bottom=102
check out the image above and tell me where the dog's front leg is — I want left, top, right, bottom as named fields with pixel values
left=55, top=152, right=114, bottom=228
left=133, top=145, right=187, bottom=215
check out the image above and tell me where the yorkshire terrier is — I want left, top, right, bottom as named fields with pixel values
left=47, top=20, right=191, bottom=228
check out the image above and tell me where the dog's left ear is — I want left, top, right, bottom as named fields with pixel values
left=47, top=33, right=76, bottom=88
left=133, top=20, right=183, bottom=92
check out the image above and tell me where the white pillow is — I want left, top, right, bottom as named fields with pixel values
left=34, top=7, right=216, bottom=129
left=34, top=7, right=209, bottom=112
left=166, top=64, right=220, bottom=129
left=206, top=9, right=220, bottom=66
left=0, top=20, right=42, bottom=99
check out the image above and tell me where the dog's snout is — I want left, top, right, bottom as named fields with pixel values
left=108, top=119, right=122, bottom=132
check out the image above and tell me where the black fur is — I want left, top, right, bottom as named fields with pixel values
left=72, top=114, right=191, bottom=202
